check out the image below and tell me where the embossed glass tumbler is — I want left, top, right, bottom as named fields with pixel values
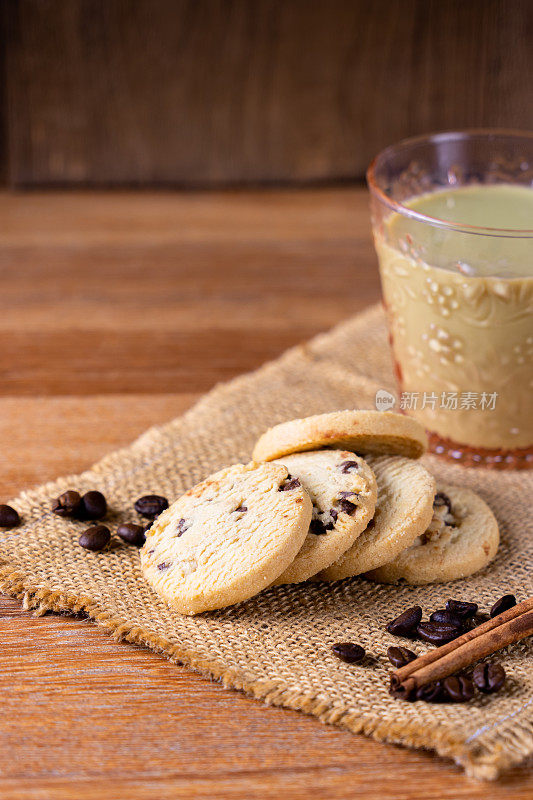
left=367, top=130, right=533, bottom=469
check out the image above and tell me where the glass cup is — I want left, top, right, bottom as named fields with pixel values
left=367, top=130, right=533, bottom=469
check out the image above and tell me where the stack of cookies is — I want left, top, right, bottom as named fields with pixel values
left=141, top=410, right=499, bottom=615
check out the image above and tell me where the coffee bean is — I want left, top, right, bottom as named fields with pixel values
left=279, top=477, right=301, bottom=491
left=338, top=498, right=357, bottom=515
left=134, top=494, right=169, bottom=519
left=416, top=680, right=446, bottom=703
left=77, top=491, right=107, bottom=520
left=117, top=523, right=146, bottom=546
left=0, top=504, right=20, bottom=528
left=51, top=490, right=82, bottom=518
left=490, top=594, right=516, bottom=618
left=143, top=521, right=153, bottom=534
left=339, top=460, right=359, bottom=473
left=417, top=621, right=463, bottom=646
left=473, top=662, right=506, bottom=694
left=433, top=491, right=452, bottom=513
left=309, top=518, right=328, bottom=535
left=443, top=675, right=475, bottom=702
left=429, top=609, right=465, bottom=628
left=446, top=599, right=478, bottom=620
left=386, top=606, right=423, bottom=638
left=387, top=645, right=417, bottom=669
left=332, top=642, right=365, bottom=663
left=79, top=525, right=110, bottom=552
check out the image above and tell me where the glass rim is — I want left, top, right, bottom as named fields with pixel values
left=366, top=128, right=533, bottom=238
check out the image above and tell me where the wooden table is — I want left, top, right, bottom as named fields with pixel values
left=0, top=189, right=530, bottom=799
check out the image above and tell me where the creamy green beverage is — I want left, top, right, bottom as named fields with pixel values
left=375, top=184, right=533, bottom=453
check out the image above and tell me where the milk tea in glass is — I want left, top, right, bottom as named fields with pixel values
left=367, top=131, right=533, bottom=469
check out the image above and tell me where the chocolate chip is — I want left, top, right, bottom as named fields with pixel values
left=157, top=561, right=171, bottom=571
left=338, top=491, right=358, bottom=499
left=446, top=599, right=478, bottom=620
left=279, top=477, right=301, bottom=491
left=443, top=675, right=475, bottom=702
left=176, top=518, right=190, bottom=536
left=233, top=506, right=248, bottom=513
left=52, top=490, right=82, bottom=517
left=490, top=594, right=516, bottom=618
left=429, top=609, right=465, bottom=628
left=417, top=621, right=463, bottom=646
left=309, top=518, right=328, bottom=535
left=338, top=498, right=357, bottom=515
left=117, top=523, right=146, bottom=546
left=416, top=680, right=446, bottom=703
left=387, top=645, right=417, bottom=669
left=386, top=606, right=422, bottom=638
left=433, top=492, right=452, bottom=513
left=324, top=508, right=338, bottom=530
left=473, top=662, right=506, bottom=694
left=0, top=504, right=20, bottom=528
left=79, top=525, right=110, bottom=552
left=78, top=491, right=107, bottom=520
left=134, top=494, right=169, bottom=519
left=339, top=460, right=359, bottom=473
left=332, top=642, right=365, bottom=663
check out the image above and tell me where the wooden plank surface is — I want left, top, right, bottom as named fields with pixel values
left=0, top=188, right=531, bottom=798
left=5, top=0, right=533, bottom=187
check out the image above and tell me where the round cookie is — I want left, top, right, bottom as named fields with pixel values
left=365, top=485, right=499, bottom=585
left=140, top=462, right=312, bottom=615
left=252, top=410, right=427, bottom=463
left=317, top=455, right=436, bottom=580
left=271, top=450, right=377, bottom=585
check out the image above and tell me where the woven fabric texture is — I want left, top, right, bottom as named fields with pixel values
left=1, top=304, right=532, bottom=780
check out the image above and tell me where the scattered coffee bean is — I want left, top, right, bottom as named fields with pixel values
left=443, top=675, right=475, bottom=702
left=337, top=498, right=357, bottom=515
left=79, top=525, right=111, bottom=552
left=429, top=609, right=465, bottom=628
left=490, top=594, right=517, bottom=618
left=416, top=680, right=446, bottom=703
left=52, top=490, right=82, bottom=517
left=332, top=642, right=366, bottom=663
left=117, top=523, right=146, bottom=546
left=446, top=599, right=478, bottom=620
left=339, top=460, right=359, bottom=473
left=279, top=477, right=301, bottom=491
left=387, top=646, right=417, bottom=669
left=0, top=504, right=20, bottom=528
left=134, top=494, right=169, bottom=519
left=78, top=490, right=107, bottom=520
left=473, top=662, right=506, bottom=694
left=433, top=491, right=452, bottom=513
left=386, top=606, right=423, bottom=638
left=309, top=518, right=328, bottom=535
left=417, top=621, right=463, bottom=646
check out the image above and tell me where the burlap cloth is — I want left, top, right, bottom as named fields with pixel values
left=1, top=305, right=531, bottom=780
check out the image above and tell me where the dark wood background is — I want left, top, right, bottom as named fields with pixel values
left=3, top=0, right=533, bottom=188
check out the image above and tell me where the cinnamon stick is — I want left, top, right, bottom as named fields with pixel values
left=390, top=596, right=533, bottom=700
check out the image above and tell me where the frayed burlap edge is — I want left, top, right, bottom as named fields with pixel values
left=1, top=556, right=530, bottom=780
left=1, top=305, right=531, bottom=781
